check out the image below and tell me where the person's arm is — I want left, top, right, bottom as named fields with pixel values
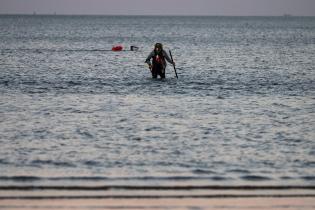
left=163, top=50, right=174, bottom=64
left=145, top=51, right=154, bottom=66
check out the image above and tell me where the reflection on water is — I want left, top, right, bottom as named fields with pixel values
left=0, top=15, right=314, bottom=186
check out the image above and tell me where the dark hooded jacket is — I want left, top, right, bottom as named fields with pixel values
left=145, top=49, right=173, bottom=70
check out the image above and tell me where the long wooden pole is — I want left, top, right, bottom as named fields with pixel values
left=169, top=50, right=178, bottom=79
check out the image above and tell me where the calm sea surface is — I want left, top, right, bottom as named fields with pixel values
left=0, top=15, right=314, bottom=187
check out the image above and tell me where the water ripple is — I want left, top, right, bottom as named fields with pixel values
left=0, top=15, right=314, bottom=186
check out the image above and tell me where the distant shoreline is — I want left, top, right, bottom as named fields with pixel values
left=0, top=13, right=314, bottom=17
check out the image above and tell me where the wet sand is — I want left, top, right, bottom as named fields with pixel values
left=1, top=187, right=314, bottom=210
left=1, top=197, right=315, bottom=210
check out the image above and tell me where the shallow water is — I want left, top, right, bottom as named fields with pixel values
left=0, top=15, right=314, bottom=186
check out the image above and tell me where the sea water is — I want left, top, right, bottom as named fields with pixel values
left=0, top=15, right=314, bottom=187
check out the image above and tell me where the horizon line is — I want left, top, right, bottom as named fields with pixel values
left=0, top=13, right=314, bottom=17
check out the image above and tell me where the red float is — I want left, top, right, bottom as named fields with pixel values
left=112, top=45, right=123, bottom=51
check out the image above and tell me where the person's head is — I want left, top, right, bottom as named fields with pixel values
left=154, top=43, right=163, bottom=53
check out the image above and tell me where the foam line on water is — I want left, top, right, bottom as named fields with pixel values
left=1, top=185, right=315, bottom=191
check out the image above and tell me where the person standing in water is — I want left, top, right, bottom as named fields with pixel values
left=145, top=43, right=175, bottom=79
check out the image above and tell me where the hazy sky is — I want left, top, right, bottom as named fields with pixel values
left=0, top=0, right=315, bottom=16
